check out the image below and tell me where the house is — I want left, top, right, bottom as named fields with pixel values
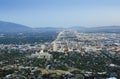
left=31, top=50, right=52, bottom=60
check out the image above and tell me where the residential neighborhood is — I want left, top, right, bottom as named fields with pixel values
left=0, top=30, right=120, bottom=79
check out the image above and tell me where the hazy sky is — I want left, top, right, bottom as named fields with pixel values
left=0, top=0, right=120, bottom=28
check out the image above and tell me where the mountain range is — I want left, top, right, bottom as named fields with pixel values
left=70, top=26, right=120, bottom=33
left=0, top=21, right=120, bottom=33
left=0, top=21, right=32, bottom=33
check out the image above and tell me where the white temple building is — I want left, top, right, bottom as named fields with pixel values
left=31, top=50, right=52, bottom=60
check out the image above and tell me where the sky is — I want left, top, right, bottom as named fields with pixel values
left=0, top=0, right=120, bottom=28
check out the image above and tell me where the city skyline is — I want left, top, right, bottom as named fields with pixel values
left=0, top=0, right=120, bottom=28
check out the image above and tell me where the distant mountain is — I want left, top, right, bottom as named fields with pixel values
left=88, top=26, right=120, bottom=33
left=34, top=27, right=63, bottom=33
left=0, top=21, right=32, bottom=33
left=70, top=26, right=120, bottom=33
left=69, top=26, right=87, bottom=31
left=0, top=21, right=120, bottom=33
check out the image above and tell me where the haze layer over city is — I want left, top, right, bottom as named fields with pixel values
left=0, top=0, right=120, bottom=79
